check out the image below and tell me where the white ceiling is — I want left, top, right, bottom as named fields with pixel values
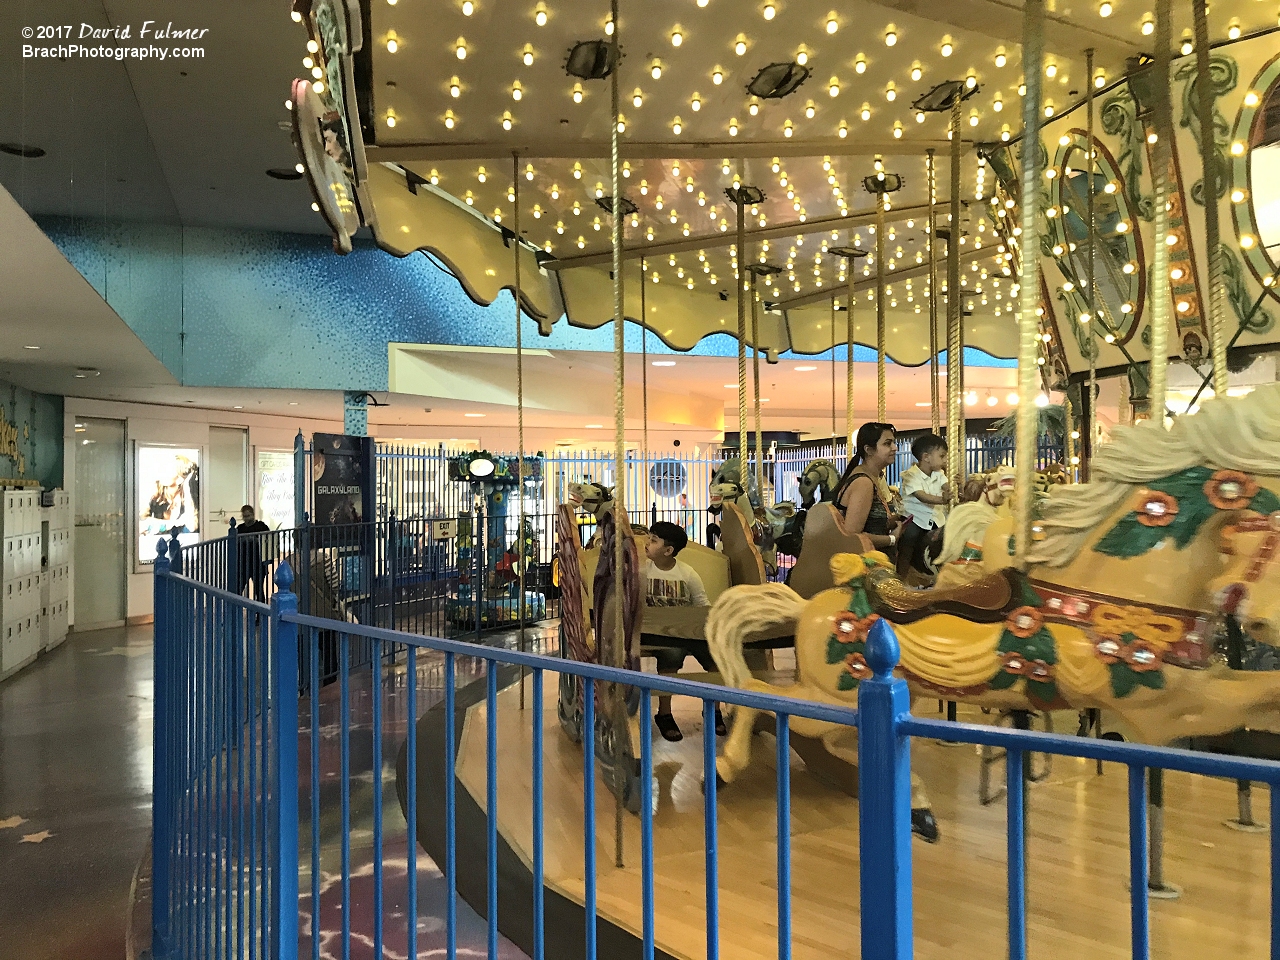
left=0, top=183, right=176, bottom=393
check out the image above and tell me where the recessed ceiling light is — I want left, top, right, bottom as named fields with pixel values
left=22, top=345, right=39, bottom=350
left=464, top=412, right=486, bottom=417
left=0, top=143, right=46, bottom=158
left=914, top=402, right=932, bottom=407
left=652, top=360, right=676, bottom=366
left=233, top=405, right=243, bottom=409
left=585, top=423, right=603, bottom=429
left=289, top=401, right=299, bottom=405
left=724, top=384, right=738, bottom=388
left=794, top=365, right=816, bottom=371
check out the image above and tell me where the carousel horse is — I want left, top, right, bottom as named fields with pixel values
left=707, top=458, right=795, bottom=573
left=775, top=459, right=842, bottom=559
left=567, top=480, right=615, bottom=522
left=707, top=385, right=1280, bottom=829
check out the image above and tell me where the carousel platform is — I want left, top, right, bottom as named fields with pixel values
left=400, top=666, right=1274, bottom=960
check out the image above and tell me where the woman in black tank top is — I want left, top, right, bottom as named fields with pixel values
left=832, top=422, right=902, bottom=556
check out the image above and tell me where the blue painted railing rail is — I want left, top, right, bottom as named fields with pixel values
left=152, top=547, right=1280, bottom=960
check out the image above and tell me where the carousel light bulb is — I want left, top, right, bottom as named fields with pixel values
left=1098, top=1, right=1112, bottom=17
left=1231, top=140, right=1246, bottom=155
left=534, top=3, right=548, bottom=26
left=735, top=38, right=747, bottom=55
left=1018, top=82, right=1027, bottom=96
left=306, top=40, right=319, bottom=54
left=884, top=28, right=897, bottom=46
left=729, top=119, right=739, bottom=135
left=885, top=84, right=896, bottom=101
left=1141, top=15, right=1154, bottom=35
left=429, top=169, right=439, bottom=184
left=1122, top=261, right=1135, bottom=274
left=827, top=15, right=839, bottom=34
left=292, top=9, right=303, bottom=20
left=1245, top=90, right=1260, bottom=107
left=456, top=37, right=467, bottom=58
left=839, top=120, right=848, bottom=137
left=861, top=103, right=871, bottom=121
left=893, top=121, right=903, bottom=138
left=1095, top=71, right=1107, bottom=89
left=692, top=94, right=702, bottom=111
left=830, top=78, right=840, bottom=97
left=855, top=55, right=867, bottom=74
left=784, top=120, right=794, bottom=137
left=444, top=111, right=456, bottom=128
left=462, top=0, right=474, bottom=13
left=797, top=47, right=809, bottom=65
left=763, top=3, right=776, bottom=19
left=995, top=50, right=1007, bottom=68
left=1228, top=21, right=1241, bottom=40
left=450, top=77, right=461, bottom=97
left=386, top=112, right=397, bottom=127
left=749, top=101, right=760, bottom=116
left=941, top=39, right=953, bottom=57
left=310, top=65, right=322, bottom=78
left=805, top=101, right=816, bottom=118
left=672, top=117, right=683, bottom=134
left=672, top=28, right=683, bottom=47
left=969, top=110, right=979, bottom=126
left=1231, top=188, right=1246, bottom=203
left=385, top=36, right=398, bottom=53
left=966, top=73, right=977, bottom=89
left=512, top=82, right=523, bottom=100
left=1181, top=36, right=1194, bottom=56
left=713, top=67, right=724, bottom=85
left=1241, top=234, right=1257, bottom=249
left=651, top=60, right=663, bottom=79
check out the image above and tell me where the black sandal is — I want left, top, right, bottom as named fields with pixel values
left=714, top=706, right=727, bottom=737
left=655, top=713, right=683, bottom=742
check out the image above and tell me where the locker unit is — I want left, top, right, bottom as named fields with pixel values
left=2, top=489, right=44, bottom=679
left=40, top=491, right=71, bottom=653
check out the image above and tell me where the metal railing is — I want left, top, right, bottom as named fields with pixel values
left=152, top=542, right=1280, bottom=960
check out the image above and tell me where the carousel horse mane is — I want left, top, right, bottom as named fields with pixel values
left=935, top=499, right=1001, bottom=567
left=1027, top=384, right=1280, bottom=568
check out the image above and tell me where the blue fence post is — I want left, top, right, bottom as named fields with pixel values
left=168, top=529, right=183, bottom=576
left=270, top=562, right=300, bottom=960
left=152, top=539, right=173, bottom=959
left=857, top=617, right=913, bottom=960
left=227, top=517, right=239, bottom=595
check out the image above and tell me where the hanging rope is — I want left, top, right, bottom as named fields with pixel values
left=750, top=274, right=764, bottom=501
left=1085, top=48, right=1099, bottom=480
left=1193, top=0, right=1228, bottom=397
left=927, top=149, right=940, bottom=435
left=1015, top=0, right=1046, bottom=563
left=608, top=0, right=626, bottom=871
left=735, top=171, right=748, bottom=480
left=830, top=294, right=837, bottom=444
left=875, top=196, right=887, bottom=421
left=947, top=95, right=965, bottom=494
left=641, top=257, right=649, bottom=489
left=513, top=152, right=527, bottom=709
left=1148, top=0, right=1173, bottom=420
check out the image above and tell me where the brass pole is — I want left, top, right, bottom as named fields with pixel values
left=875, top=197, right=886, bottom=421
left=927, top=149, right=940, bottom=434
left=750, top=272, right=764, bottom=501
left=846, top=275, right=856, bottom=456
left=608, top=0, right=625, bottom=870
left=1149, top=0, right=1173, bottom=420
left=830, top=294, right=838, bottom=443
left=641, top=257, right=649, bottom=475
left=1015, top=0, right=1046, bottom=564
left=1193, top=0, right=1228, bottom=397
left=1085, top=49, right=1098, bottom=480
left=947, top=97, right=965, bottom=490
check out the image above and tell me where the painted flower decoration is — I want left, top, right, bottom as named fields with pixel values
left=844, top=652, right=871, bottom=680
left=1094, top=635, right=1124, bottom=664
left=832, top=611, right=861, bottom=642
left=1025, top=659, right=1054, bottom=682
left=1121, top=638, right=1162, bottom=672
left=830, top=553, right=867, bottom=586
left=1005, top=605, right=1044, bottom=639
left=1204, top=470, right=1258, bottom=511
left=999, top=650, right=1028, bottom=676
left=1134, top=490, right=1179, bottom=527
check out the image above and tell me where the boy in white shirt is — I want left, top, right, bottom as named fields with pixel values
left=897, top=434, right=951, bottom=578
left=643, top=521, right=713, bottom=741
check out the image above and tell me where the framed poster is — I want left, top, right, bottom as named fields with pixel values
left=312, top=433, right=372, bottom=526
left=137, top=445, right=201, bottom=564
left=256, top=450, right=295, bottom=531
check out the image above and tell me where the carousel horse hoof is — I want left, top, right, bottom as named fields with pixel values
left=911, top=808, right=940, bottom=843
left=1101, top=731, right=1126, bottom=742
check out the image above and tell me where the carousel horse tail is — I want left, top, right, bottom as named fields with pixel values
left=706, top=583, right=806, bottom=690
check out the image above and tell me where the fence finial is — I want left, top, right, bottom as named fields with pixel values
left=275, top=559, right=296, bottom=593
left=866, top=617, right=900, bottom=680
left=155, top=537, right=169, bottom=564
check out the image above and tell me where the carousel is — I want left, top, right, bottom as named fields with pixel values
left=288, top=0, right=1280, bottom=955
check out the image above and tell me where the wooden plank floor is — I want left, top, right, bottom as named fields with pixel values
left=457, top=675, right=1273, bottom=960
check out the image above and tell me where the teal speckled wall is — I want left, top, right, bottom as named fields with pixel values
left=0, top=379, right=63, bottom=490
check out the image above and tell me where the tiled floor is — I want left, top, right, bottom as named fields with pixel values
left=0, top=625, right=155, bottom=960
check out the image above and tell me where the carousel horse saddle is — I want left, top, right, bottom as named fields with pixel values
left=864, top=567, right=1017, bottom=624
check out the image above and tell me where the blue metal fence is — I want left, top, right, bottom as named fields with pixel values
left=151, top=538, right=1280, bottom=960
